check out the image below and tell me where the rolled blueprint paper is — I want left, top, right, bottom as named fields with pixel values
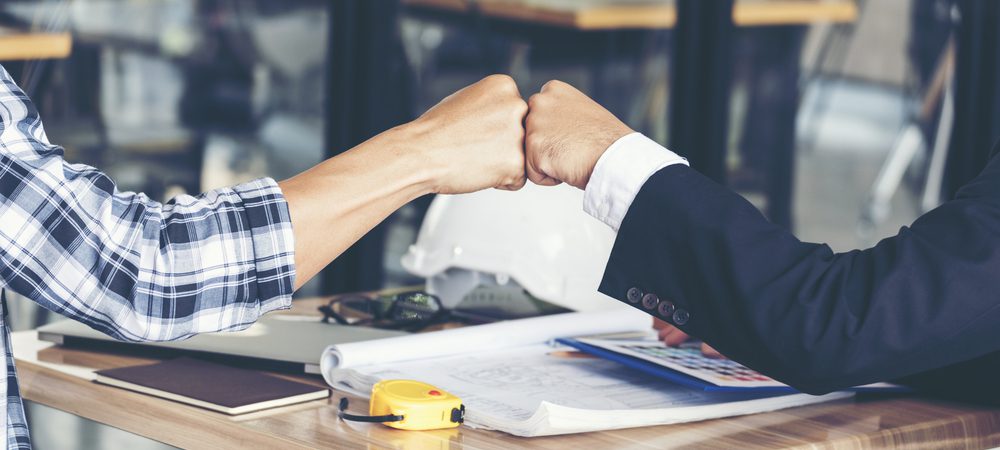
left=320, top=308, right=650, bottom=385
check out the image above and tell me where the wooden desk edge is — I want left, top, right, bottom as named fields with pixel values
left=15, top=358, right=314, bottom=449
left=402, top=0, right=857, bottom=30
left=17, top=352, right=1000, bottom=450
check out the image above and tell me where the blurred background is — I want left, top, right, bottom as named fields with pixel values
left=2, top=0, right=998, bottom=447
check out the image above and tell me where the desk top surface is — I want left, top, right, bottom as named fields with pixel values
left=403, top=0, right=858, bottom=30
left=14, top=298, right=1000, bottom=450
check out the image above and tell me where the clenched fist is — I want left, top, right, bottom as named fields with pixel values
left=406, top=74, right=528, bottom=194
left=278, top=75, right=528, bottom=287
left=524, top=80, right=633, bottom=189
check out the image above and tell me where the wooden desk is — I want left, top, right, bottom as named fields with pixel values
left=403, top=0, right=857, bottom=30
left=0, top=30, right=72, bottom=60
left=13, top=298, right=1000, bottom=449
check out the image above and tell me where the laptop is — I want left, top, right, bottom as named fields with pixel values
left=37, top=315, right=406, bottom=374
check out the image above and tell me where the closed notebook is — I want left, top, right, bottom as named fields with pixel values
left=95, top=357, right=330, bottom=415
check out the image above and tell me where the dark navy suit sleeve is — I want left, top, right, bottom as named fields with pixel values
left=599, top=154, right=1000, bottom=395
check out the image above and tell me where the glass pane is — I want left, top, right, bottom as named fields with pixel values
left=389, top=3, right=673, bottom=289
left=1, top=0, right=328, bottom=297
left=4, top=0, right=957, bottom=298
left=729, top=0, right=954, bottom=251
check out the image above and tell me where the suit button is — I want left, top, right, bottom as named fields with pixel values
left=626, top=287, right=644, bottom=304
left=672, top=309, right=690, bottom=326
left=657, top=301, right=675, bottom=317
left=641, top=293, right=660, bottom=310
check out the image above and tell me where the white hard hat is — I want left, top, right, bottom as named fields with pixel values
left=402, top=183, right=626, bottom=312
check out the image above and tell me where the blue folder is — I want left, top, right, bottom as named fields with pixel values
left=556, top=338, right=911, bottom=394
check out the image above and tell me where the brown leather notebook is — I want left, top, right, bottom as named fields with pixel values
left=95, top=357, right=329, bottom=415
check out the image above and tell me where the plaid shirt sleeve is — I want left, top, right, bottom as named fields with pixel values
left=0, top=66, right=296, bottom=342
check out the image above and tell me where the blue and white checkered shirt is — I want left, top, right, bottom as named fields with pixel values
left=0, top=66, right=296, bottom=448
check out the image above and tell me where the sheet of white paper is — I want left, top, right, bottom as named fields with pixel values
left=329, top=344, right=851, bottom=436
left=320, top=308, right=649, bottom=385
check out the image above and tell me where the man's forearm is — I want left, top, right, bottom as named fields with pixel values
left=280, top=74, right=528, bottom=290
left=279, top=125, right=434, bottom=289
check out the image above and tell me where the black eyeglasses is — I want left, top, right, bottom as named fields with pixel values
left=318, top=291, right=451, bottom=331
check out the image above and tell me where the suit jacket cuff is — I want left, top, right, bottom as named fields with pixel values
left=583, top=133, right=687, bottom=231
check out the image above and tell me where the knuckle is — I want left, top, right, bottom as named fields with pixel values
left=524, top=131, right=542, bottom=150
left=485, top=74, right=517, bottom=92
left=483, top=73, right=510, bottom=84
left=524, top=110, right=540, bottom=130
left=535, top=157, right=552, bottom=176
left=503, top=169, right=524, bottom=188
left=541, top=79, right=566, bottom=93
left=510, top=97, right=529, bottom=117
left=528, top=93, right=543, bottom=109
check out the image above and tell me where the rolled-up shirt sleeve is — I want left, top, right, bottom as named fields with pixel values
left=0, top=65, right=295, bottom=342
left=583, top=132, right=688, bottom=231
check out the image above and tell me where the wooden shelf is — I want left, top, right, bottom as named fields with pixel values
left=403, top=0, right=857, bottom=30
left=0, top=30, right=72, bottom=61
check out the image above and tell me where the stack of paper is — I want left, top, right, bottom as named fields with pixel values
left=320, top=310, right=851, bottom=437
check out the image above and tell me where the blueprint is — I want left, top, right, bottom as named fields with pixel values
left=328, top=344, right=851, bottom=436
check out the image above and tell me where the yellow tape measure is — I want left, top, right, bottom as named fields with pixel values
left=339, top=380, right=465, bottom=431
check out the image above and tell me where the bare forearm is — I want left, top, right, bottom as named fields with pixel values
left=279, top=126, right=435, bottom=289
left=277, top=75, right=526, bottom=291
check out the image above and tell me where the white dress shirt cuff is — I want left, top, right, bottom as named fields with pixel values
left=583, top=132, right=688, bottom=231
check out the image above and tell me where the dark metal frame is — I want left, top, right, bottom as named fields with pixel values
left=668, top=0, right=734, bottom=185
left=322, top=0, right=415, bottom=294
left=733, top=26, right=806, bottom=230
left=943, top=0, right=1000, bottom=198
